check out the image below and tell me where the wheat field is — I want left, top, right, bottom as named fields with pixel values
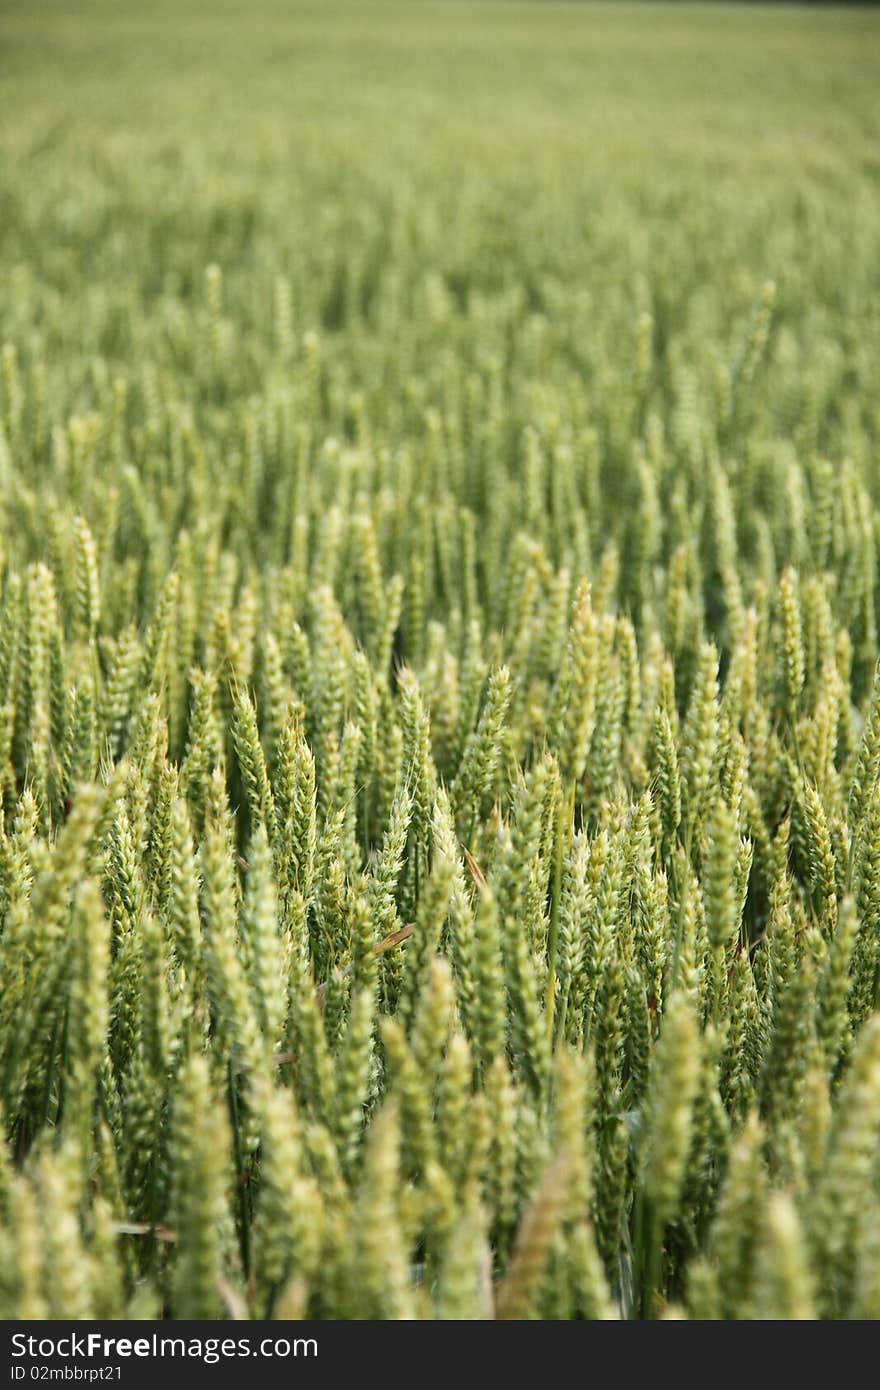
left=1, top=0, right=880, bottom=1320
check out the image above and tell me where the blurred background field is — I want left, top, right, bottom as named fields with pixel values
left=2, top=1, right=878, bottom=384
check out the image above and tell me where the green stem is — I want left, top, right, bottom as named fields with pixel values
left=227, top=1059, right=251, bottom=1279
left=546, top=780, right=575, bottom=1039
left=634, top=1191, right=662, bottom=1319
